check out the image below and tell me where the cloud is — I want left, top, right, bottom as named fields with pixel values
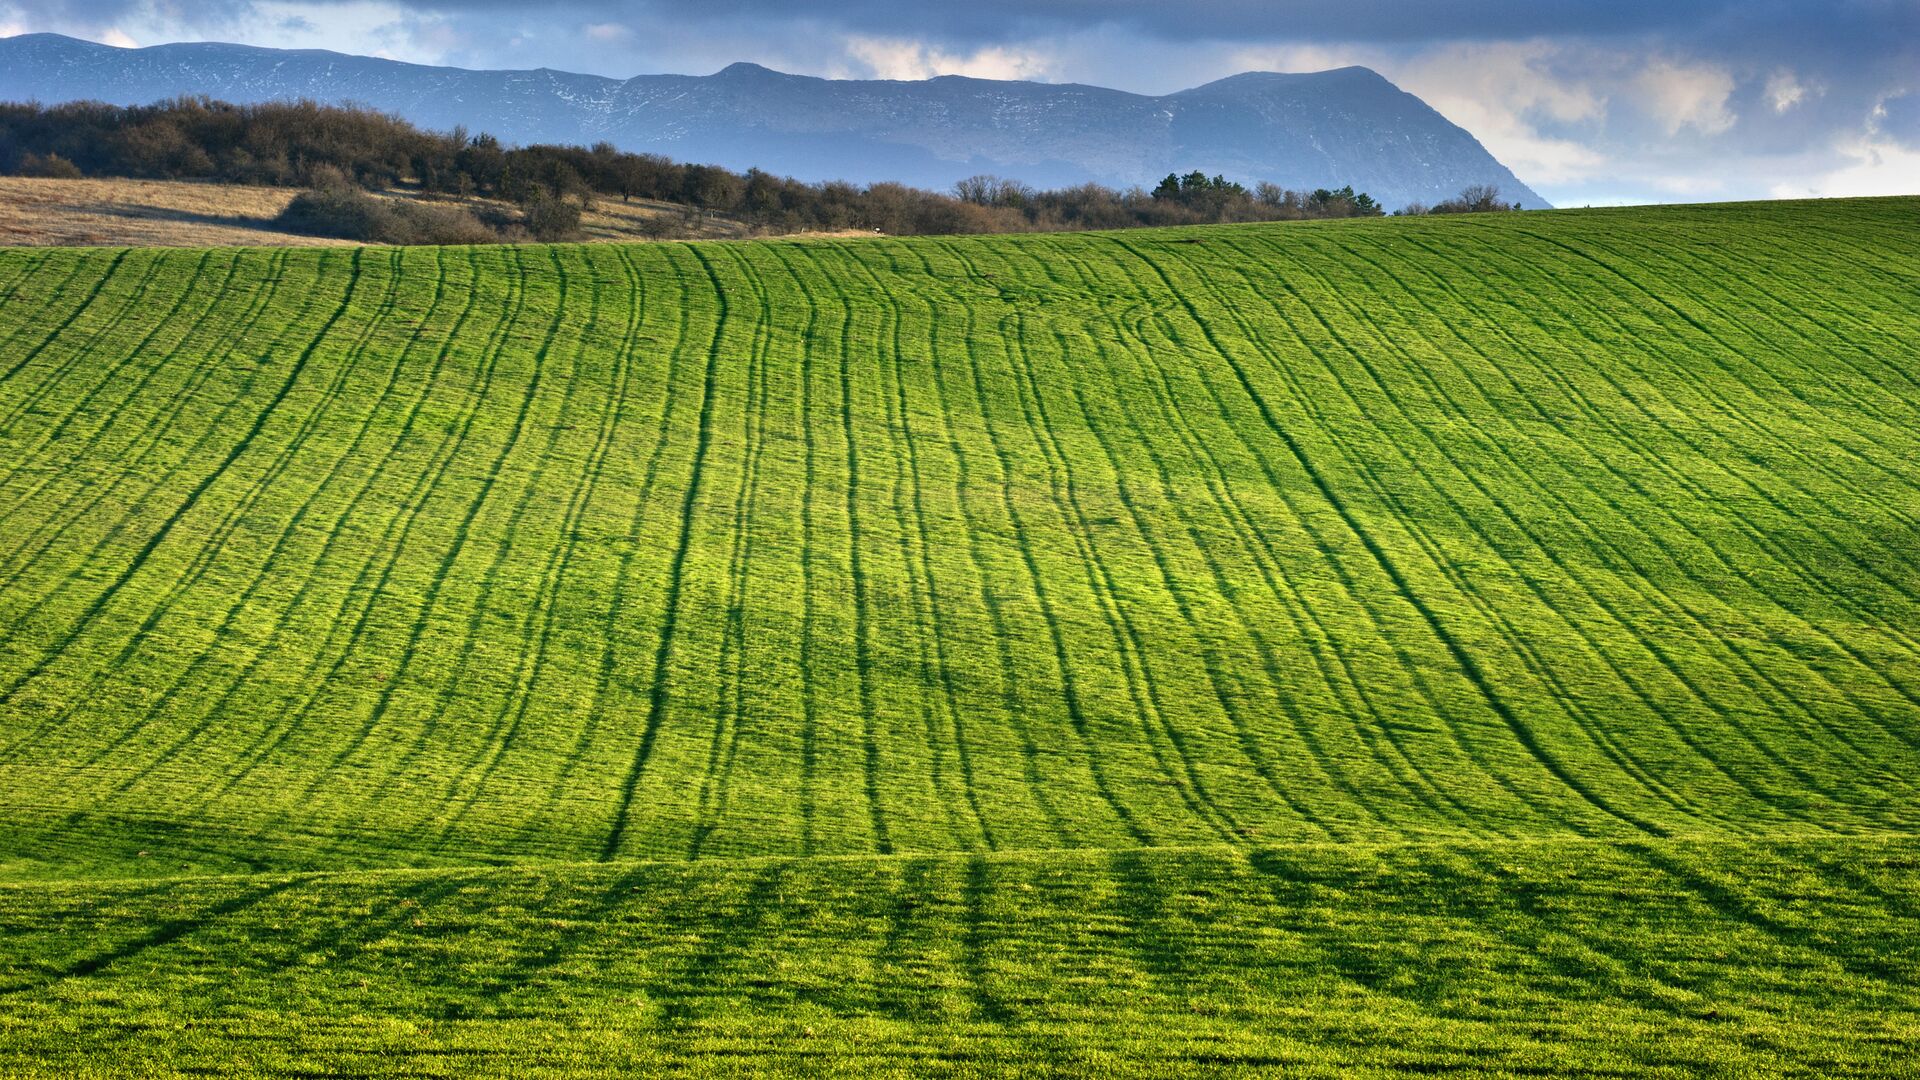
left=1764, top=70, right=1812, bottom=113
left=216, top=0, right=1798, bottom=47
left=1649, top=173, right=1725, bottom=195
left=1384, top=42, right=1609, bottom=184
left=582, top=21, right=626, bottom=42
left=1633, top=57, right=1735, bottom=135
left=6, top=0, right=1876, bottom=51
left=1771, top=134, right=1920, bottom=198
left=838, top=35, right=1053, bottom=81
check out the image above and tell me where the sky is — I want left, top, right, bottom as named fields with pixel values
left=2, top=0, right=1916, bottom=206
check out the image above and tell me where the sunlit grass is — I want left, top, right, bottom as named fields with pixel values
left=0, top=197, right=1916, bottom=1074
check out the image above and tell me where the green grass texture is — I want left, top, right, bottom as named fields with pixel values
left=1, top=197, right=1917, bottom=1074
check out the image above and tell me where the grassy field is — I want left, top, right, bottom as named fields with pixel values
left=0, top=197, right=1917, bottom=1074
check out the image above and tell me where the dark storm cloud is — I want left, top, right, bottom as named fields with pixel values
left=12, top=0, right=1915, bottom=47
left=636, top=0, right=1912, bottom=46
left=348, top=0, right=1756, bottom=42
left=5, top=0, right=252, bottom=30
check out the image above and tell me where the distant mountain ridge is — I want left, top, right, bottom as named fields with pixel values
left=0, top=32, right=1549, bottom=209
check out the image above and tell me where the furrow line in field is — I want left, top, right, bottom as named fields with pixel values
left=1620, top=227, right=1920, bottom=415
left=544, top=244, right=693, bottom=830
left=0, top=247, right=367, bottom=714
left=907, top=238, right=1099, bottom=846
left=0, top=251, right=167, bottom=474
left=977, top=243, right=1244, bottom=842
left=1761, top=212, right=1920, bottom=297
left=598, top=243, right=732, bottom=862
left=0, top=250, right=256, bottom=574
left=1055, top=287, right=1379, bottom=834
left=0, top=248, right=51, bottom=321
left=0, top=249, right=325, bottom=649
left=1040, top=234, right=1448, bottom=837
left=43, top=245, right=412, bottom=792
left=1441, top=226, right=1920, bottom=730
left=1511, top=227, right=1920, bottom=532
left=1045, top=317, right=1341, bottom=837
left=1622, top=841, right=1915, bottom=991
left=1068, top=247, right=1440, bottom=835
left=80, top=247, right=468, bottom=808
left=0, top=248, right=128, bottom=386
left=656, top=865, right=791, bottom=1025
left=820, top=240, right=980, bottom=849
left=1358, top=229, right=1907, bottom=779
left=1195, top=235, right=1702, bottom=829
left=1095, top=239, right=1510, bottom=832
left=378, top=244, right=582, bottom=793
left=688, top=242, right=775, bottom=859
left=826, top=247, right=896, bottom=856
left=1114, top=235, right=1661, bottom=837
left=199, top=246, right=527, bottom=807
left=1288, top=230, right=1832, bottom=801
left=888, top=319, right=996, bottom=851
left=311, top=244, right=564, bottom=801
left=20, top=246, right=409, bottom=781
left=431, top=246, right=632, bottom=853
left=1687, top=230, right=1920, bottom=403
left=781, top=245, right=826, bottom=856
left=0, top=249, right=166, bottom=439
left=185, top=247, right=496, bottom=809
left=866, top=241, right=1072, bottom=848
left=1568, top=227, right=1920, bottom=510
left=1449, top=230, right=1920, bottom=722
left=1751, top=219, right=1920, bottom=320
left=403, top=246, right=574, bottom=755
left=954, top=296, right=1152, bottom=846
left=0, top=249, right=225, bottom=490
left=1272, top=230, right=1824, bottom=820
left=1446, top=844, right=1714, bottom=1021
left=0, top=254, right=100, bottom=380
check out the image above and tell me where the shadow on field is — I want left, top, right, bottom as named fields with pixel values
left=0, top=876, right=301, bottom=994
left=88, top=201, right=286, bottom=234
left=472, top=865, right=660, bottom=1002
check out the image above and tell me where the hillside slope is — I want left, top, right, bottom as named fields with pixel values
left=0, top=199, right=1917, bottom=1073
left=0, top=32, right=1549, bottom=208
left=4, top=199, right=1920, bottom=877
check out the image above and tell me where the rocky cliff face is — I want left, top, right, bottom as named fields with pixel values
left=0, top=33, right=1549, bottom=209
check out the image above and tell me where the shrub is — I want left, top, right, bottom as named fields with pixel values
left=276, top=186, right=389, bottom=240
left=17, top=152, right=83, bottom=179
left=393, top=200, right=500, bottom=245
left=522, top=192, right=582, bottom=242
left=1426, top=184, right=1521, bottom=214
left=275, top=187, right=498, bottom=245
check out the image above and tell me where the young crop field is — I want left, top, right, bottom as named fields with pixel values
left=0, top=197, right=1917, bottom=1075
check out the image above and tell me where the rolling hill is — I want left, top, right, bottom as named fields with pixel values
left=0, top=199, right=1916, bottom=1074
left=0, top=32, right=1549, bottom=209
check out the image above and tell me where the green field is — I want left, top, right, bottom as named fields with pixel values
left=1, top=198, right=1917, bottom=1075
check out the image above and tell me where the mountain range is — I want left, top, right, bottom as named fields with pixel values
left=0, top=32, right=1548, bottom=209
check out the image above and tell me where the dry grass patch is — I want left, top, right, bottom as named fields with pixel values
left=0, top=175, right=872, bottom=247
left=0, top=175, right=340, bottom=248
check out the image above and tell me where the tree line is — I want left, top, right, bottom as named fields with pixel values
left=0, top=97, right=1514, bottom=242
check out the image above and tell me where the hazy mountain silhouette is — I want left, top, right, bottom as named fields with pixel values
left=0, top=33, right=1549, bottom=209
